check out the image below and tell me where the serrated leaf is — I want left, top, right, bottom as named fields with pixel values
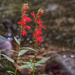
left=0, top=35, right=8, bottom=41
left=0, top=63, right=3, bottom=68
left=14, top=37, right=19, bottom=45
left=7, top=71, right=14, bottom=74
left=1, top=54, right=15, bottom=63
left=18, top=65, right=29, bottom=68
left=2, top=49, right=17, bottom=53
left=18, top=50, right=28, bottom=56
left=37, top=57, right=50, bottom=64
left=21, top=47, right=35, bottom=51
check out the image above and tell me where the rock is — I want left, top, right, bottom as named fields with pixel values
left=0, top=41, right=12, bottom=56
left=0, top=7, right=7, bottom=11
left=45, top=55, right=75, bottom=75
left=45, top=4, right=58, bottom=12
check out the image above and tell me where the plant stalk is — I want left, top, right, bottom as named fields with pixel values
left=14, top=27, right=22, bottom=75
left=32, top=22, right=37, bottom=75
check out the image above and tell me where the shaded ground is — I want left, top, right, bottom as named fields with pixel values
left=10, top=40, right=75, bottom=75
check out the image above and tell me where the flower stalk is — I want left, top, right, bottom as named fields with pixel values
left=32, top=22, right=37, bottom=75
left=14, top=4, right=31, bottom=75
left=14, top=26, right=22, bottom=75
left=31, top=9, right=46, bottom=75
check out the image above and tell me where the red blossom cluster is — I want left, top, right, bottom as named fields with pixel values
left=18, top=4, right=31, bottom=36
left=31, top=9, right=46, bottom=45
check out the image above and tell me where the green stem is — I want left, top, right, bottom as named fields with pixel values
left=14, top=27, right=22, bottom=75
left=32, top=22, right=37, bottom=75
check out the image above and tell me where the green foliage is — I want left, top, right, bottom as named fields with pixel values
left=7, top=71, right=15, bottom=74
left=37, top=57, right=50, bottom=64
left=2, top=49, right=17, bottom=53
left=1, top=54, right=15, bottom=63
left=18, top=57, right=50, bottom=71
left=18, top=65, right=29, bottom=69
left=35, top=63, right=41, bottom=66
left=0, top=63, right=3, bottom=68
left=18, top=50, right=28, bottom=56
left=18, top=59, right=34, bottom=70
left=21, top=47, right=35, bottom=51
left=14, top=37, right=19, bottom=45
left=18, top=60, right=28, bottom=64
left=0, top=35, right=8, bottom=41
left=28, top=59, right=34, bottom=70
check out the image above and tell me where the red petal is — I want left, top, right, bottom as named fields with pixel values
left=39, top=25, right=46, bottom=29
left=22, top=30, right=27, bottom=36
left=26, top=26, right=31, bottom=30
left=37, top=19, right=42, bottom=24
left=31, top=13, right=36, bottom=19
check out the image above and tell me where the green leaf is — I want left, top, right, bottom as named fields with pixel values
left=0, top=35, right=8, bottom=41
left=7, top=71, right=14, bottom=74
left=28, top=63, right=33, bottom=70
left=21, top=47, right=35, bottom=51
left=18, top=65, right=29, bottom=68
left=0, top=63, right=3, bottom=68
left=1, top=54, right=15, bottom=63
left=18, top=50, right=28, bottom=56
left=18, top=60, right=28, bottom=64
left=14, top=37, right=19, bottom=45
left=35, top=63, right=41, bottom=66
left=37, top=57, right=50, bottom=64
left=28, top=59, right=33, bottom=70
left=27, top=59, right=35, bottom=70
left=2, top=49, right=17, bottom=53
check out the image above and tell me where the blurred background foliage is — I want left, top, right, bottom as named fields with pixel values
left=0, top=0, right=75, bottom=49
left=0, top=0, right=75, bottom=75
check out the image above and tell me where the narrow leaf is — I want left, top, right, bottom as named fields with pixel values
left=35, top=63, right=41, bottom=66
left=0, top=35, right=8, bottom=41
left=18, top=65, right=29, bottom=68
left=37, top=57, right=50, bottom=64
left=1, top=54, right=15, bottom=63
left=28, top=63, right=33, bottom=70
left=7, top=71, right=14, bottom=74
left=18, top=50, right=28, bottom=56
left=21, top=47, right=35, bottom=51
left=2, top=49, right=17, bottom=53
left=0, top=64, right=3, bottom=68
left=14, top=37, right=19, bottom=45
left=27, top=60, right=34, bottom=70
left=18, top=60, right=29, bottom=64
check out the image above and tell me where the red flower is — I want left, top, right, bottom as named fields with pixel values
left=31, top=13, right=36, bottom=19
left=31, top=9, right=45, bottom=45
left=33, top=25, right=45, bottom=45
left=25, top=6, right=29, bottom=9
left=38, top=11, right=44, bottom=17
left=25, top=26, right=31, bottom=30
left=22, top=30, right=27, bottom=36
left=37, top=36, right=44, bottom=45
left=18, top=4, right=31, bottom=36
left=37, top=19, right=42, bottom=25
left=39, top=25, right=46, bottom=29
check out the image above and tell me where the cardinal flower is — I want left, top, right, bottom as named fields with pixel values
left=18, top=4, right=31, bottom=36
left=31, top=9, right=46, bottom=45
